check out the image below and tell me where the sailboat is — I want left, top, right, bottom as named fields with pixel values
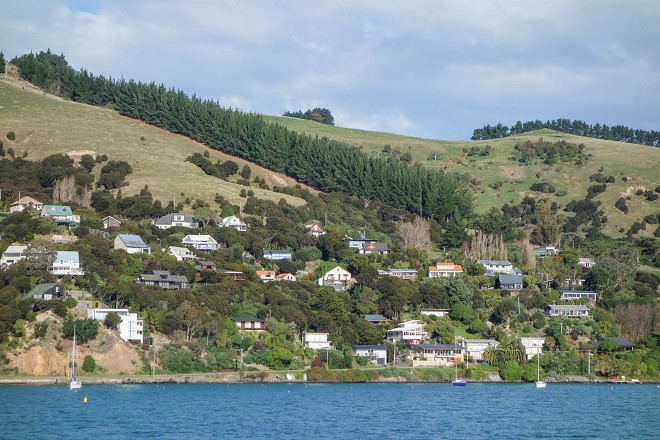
left=69, top=323, right=82, bottom=390
left=452, top=340, right=466, bottom=386
left=535, top=352, right=546, bottom=388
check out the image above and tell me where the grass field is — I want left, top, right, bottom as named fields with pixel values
left=0, top=69, right=657, bottom=239
left=0, top=73, right=309, bottom=211
left=265, top=116, right=660, bottom=238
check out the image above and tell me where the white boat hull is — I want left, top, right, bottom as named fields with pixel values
left=535, top=381, right=546, bottom=388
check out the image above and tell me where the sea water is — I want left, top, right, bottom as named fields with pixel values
left=0, top=382, right=657, bottom=439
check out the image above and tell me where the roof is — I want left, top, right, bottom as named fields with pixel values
left=461, top=338, right=499, bottom=345
left=102, top=215, right=121, bottom=222
left=498, top=274, right=523, bottom=284
left=53, top=251, right=80, bottom=263
left=362, top=242, right=389, bottom=252
left=263, top=249, right=292, bottom=255
left=352, top=345, right=387, bottom=351
left=42, top=205, right=74, bottom=216
left=429, top=262, right=463, bottom=271
left=412, top=344, right=463, bottom=350
left=547, top=304, right=589, bottom=311
left=230, top=317, right=264, bottom=322
left=593, top=337, right=636, bottom=349
left=116, top=234, right=149, bottom=248
left=156, top=212, right=196, bottom=226
left=11, top=196, right=42, bottom=205
left=478, top=260, right=512, bottom=266
left=3, top=245, right=28, bottom=254
left=364, top=314, right=386, bottom=321
left=23, top=283, right=58, bottom=299
left=182, top=234, right=217, bottom=243
left=387, top=268, right=417, bottom=274
left=139, top=270, right=188, bottom=283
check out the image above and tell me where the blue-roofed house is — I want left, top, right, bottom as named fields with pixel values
left=41, top=205, right=80, bottom=226
left=352, top=345, right=388, bottom=365
left=364, top=314, right=390, bottom=325
left=114, top=234, right=151, bottom=254
left=50, top=251, right=84, bottom=276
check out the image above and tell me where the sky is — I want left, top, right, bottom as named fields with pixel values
left=1, top=0, right=659, bottom=140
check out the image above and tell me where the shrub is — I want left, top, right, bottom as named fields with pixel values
left=500, top=360, right=523, bottom=382
left=615, top=197, right=628, bottom=213
left=7, top=131, right=16, bottom=141
left=34, top=322, right=48, bottom=339
left=64, top=298, right=77, bottom=308
left=82, top=355, right=96, bottom=373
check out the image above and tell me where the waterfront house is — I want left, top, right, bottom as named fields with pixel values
left=460, top=338, right=500, bottom=362
left=182, top=234, right=220, bottom=253
left=10, top=196, right=43, bottom=213
left=87, top=308, right=143, bottom=344
left=352, top=345, right=388, bottom=365
left=519, top=337, right=545, bottom=360
left=497, top=274, right=524, bottom=290
left=114, top=234, right=151, bottom=254
left=410, top=344, right=464, bottom=367
left=231, top=317, right=265, bottom=331
left=303, top=332, right=332, bottom=350
left=546, top=304, right=590, bottom=318
left=1, top=245, right=28, bottom=267
left=427, top=262, right=463, bottom=278
left=220, top=215, right=247, bottom=232
left=136, top=270, right=189, bottom=290
left=50, top=251, right=84, bottom=276
left=386, top=320, right=425, bottom=346
left=156, top=212, right=198, bottom=229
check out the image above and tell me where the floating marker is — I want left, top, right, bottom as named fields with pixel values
left=83, top=397, right=88, bottom=403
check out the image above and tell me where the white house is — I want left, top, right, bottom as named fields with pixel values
left=10, top=196, right=43, bottom=213
left=220, top=215, right=247, bottom=232
left=305, top=223, right=326, bottom=237
left=169, top=246, right=199, bottom=262
left=578, top=258, right=596, bottom=268
left=410, top=344, right=464, bottom=367
left=50, top=251, right=84, bottom=276
left=256, top=270, right=276, bottom=282
left=428, top=262, right=463, bottom=278
left=303, top=332, right=332, bottom=350
left=114, top=234, right=151, bottom=255
left=317, top=266, right=352, bottom=287
left=386, top=320, right=426, bottom=346
left=478, top=260, right=514, bottom=276
left=231, top=317, right=265, bottom=331
left=460, top=338, right=500, bottom=362
left=534, top=246, right=559, bottom=257
left=275, top=272, right=297, bottom=282
left=546, top=304, right=590, bottom=318
left=420, top=308, right=450, bottom=318
left=352, top=345, right=388, bottom=365
left=519, top=337, right=545, bottom=360
left=1, top=245, right=28, bottom=267
left=559, top=290, right=597, bottom=302
left=262, top=250, right=292, bottom=260
left=87, top=308, right=143, bottom=344
left=155, top=212, right=198, bottom=229
left=182, top=234, right=220, bottom=253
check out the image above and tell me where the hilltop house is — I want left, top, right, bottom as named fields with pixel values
left=156, top=212, right=198, bottom=229
left=136, top=270, right=189, bottom=290
left=305, top=223, right=326, bottom=237
left=428, top=262, right=463, bottom=278
left=114, top=234, right=151, bottom=254
left=262, top=250, right=292, bottom=260
left=546, top=304, right=590, bottom=318
left=87, top=309, right=143, bottom=344
left=182, top=234, right=220, bottom=253
left=231, top=317, right=265, bottom=331
left=386, top=320, right=425, bottom=346
left=41, top=205, right=80, bottom=226
left=169, top=246, right=199, bottom=262
left=410, top=344, right=464, bottom=367
left=497, top=274, right=524, bottom=290
left=220, top=215, right=247, bottom=232
left=1, top=245, right=28, bottom=267
left=303, top=332, right=332, bottom=350
left=102, top=216, right=121, bottom=229
left=519, top=337, right=545, bottom=360
left=352, top=345, right=388, bottom=366
left=460, top=338, right=500, bottom=362
left=10, top=196, right=43, bottom=213
left=50, top=251, right=84, bottom=276
left=478, top=260, right=514, bottom=276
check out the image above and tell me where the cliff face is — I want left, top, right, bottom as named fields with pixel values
left=6, top=311, right=143, bottom=376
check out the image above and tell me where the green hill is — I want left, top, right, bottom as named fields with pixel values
left=265, top=116, right=660, bottom=238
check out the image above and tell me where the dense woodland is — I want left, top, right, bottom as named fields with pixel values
left=1, top=50, right=659, bottom=381
left=471, top=118, right=660, bottom=147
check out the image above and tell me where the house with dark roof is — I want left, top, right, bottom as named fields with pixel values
left=497, top=274, right=523, bottom=290
left=23, top=283, right=59, bottom=301
left=359, top=242, right=389, bottom=255
left=136, top=270, right=189, bottom=290
left=546, top=304, right=589, bottom=318
left=352, top=345, right=388, bottom=365
left=364, top=314, right=391, bottom=325
left=114, top=234, right=151, bottom=254
left=231, top=317, right=265, bottom=331
left=102, top=215, right=121, bottom=229
left=593, top=337, right=636, bottom=351
left=156, top=213, right=198, bottom=229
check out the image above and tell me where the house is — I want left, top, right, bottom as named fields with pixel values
left=534, top=246, right=559, bottom=257
left=460, top=338, right=500, bottom=362
left=386, top=320, right=425, bottom=346
left=478, top=260, right=514, bottom=275
left=546, top=304, right=590, bottom=318
left=559, top=290, right=597, bottom=303
left=421, top=308, right=450, bottom=318
left=519, top=337, right=545, bottom=360
left=114, top=234, right=151, bottom=254
left=155, top=212, right=198, bottom=229
left=593, top=337, right=636, bottom=352
left=578, top=258, right=596, bottom=268
left=10, top=196, right=43, bottom=213
left=196, top=260, right=217, bottom=271
left=497, top=274, right=524, bottom=291
left=262, top=250, right=292, bottom=260
left=305, top=223, right=326, bottom=237
left=427, top=262, right=463, bottom=278
left=102, top=216, right=122, bottom=229
left=22, top=283, right=59, bottom=301
left=303, top=332, right=332, bottom=350
left=410, top=344, right=464, bottom=367
left=87, top=308, right=143, bottom=344
left=317, top=266, right=352, bottom=288
left=364, top=314, right=391, bottom=325
left=40, top=205, right=80, bottom=226
left=182, top=234, right=220, bottom=253
left=136, top=270, right=189, bottom=290
left=231, top=317, right=265, bottom=331
left=220, top=215, right=247, bottom=232
left=256, top=270, right=276, bottom=282
left=359, top=242, right=389, bottom=255
left=352, top=345, right=388, bottom=366
left=275, top=272, right=297, bottom=282
left=1, top=245, right=28, bottom=267
left=169, top=246, right=199, bottom=262
left=340, top=237, right=378, bottom=249
left=216, top=269, right=246, bottom=281
left=385, top=269, right=418, bottom=281
left=50, top=251, right=84, bottom=276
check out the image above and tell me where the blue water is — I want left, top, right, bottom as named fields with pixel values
left=1, top=382, right=657, bottom=439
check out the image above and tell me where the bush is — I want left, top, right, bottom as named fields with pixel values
left=7, top=131, right=16, bottom=141
left=34, top=321, right=49, bottom=339
left=500, top=360, right=523, bottom=382
left=615, top=197, right=628, bottom=213
left=82, top=355, right=96, bottom=373
left=356, top=356, right=370, bottom=367
left=64, top=298, right=77, bottom=308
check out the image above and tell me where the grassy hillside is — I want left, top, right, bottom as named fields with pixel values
left=265, top=116, right=660, bottom=238
left=0, top=72, right=309, bottom=210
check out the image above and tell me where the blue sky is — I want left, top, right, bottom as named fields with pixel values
left=1, top=0, right=659, bottom=140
